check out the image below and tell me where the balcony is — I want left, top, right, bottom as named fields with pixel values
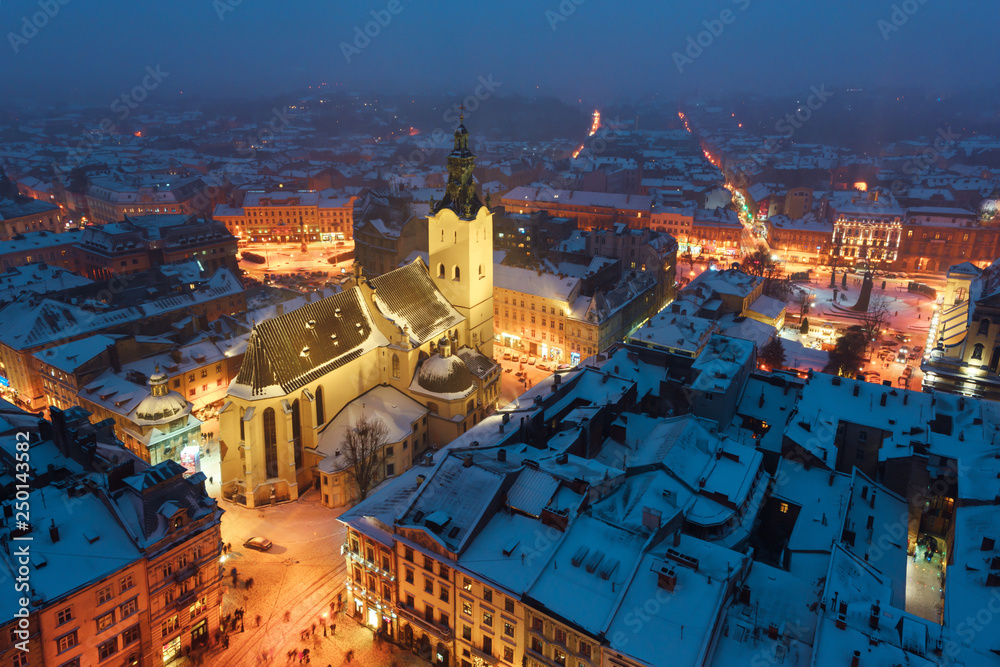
left=174, top=589, right=197, bottom=610
left=173, top=563, right=196, bottom=584
left=342, top=546, right=395, bottom=581
left=396, top=604, right=453, bottom=641
left=525, top=645, right=565, bottom=667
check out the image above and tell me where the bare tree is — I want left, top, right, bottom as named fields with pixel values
left=857, top=291, right=894, bottom=351
left=343, top=414, right=390, bottom=502
left=741, top=247, right=792, bottom=300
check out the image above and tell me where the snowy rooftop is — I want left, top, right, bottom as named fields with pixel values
left=628, top=311, right=717, bottom=355
left=690, top=335, right=755, bottom=393
left=314, top=385, right=427, bottom=474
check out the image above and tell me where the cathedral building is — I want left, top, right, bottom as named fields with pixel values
left=218, top=120, right=499, bottom=508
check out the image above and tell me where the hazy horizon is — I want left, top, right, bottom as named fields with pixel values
left=1, top=1, right=998, bottom=107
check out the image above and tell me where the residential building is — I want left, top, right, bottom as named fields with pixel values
left=501, top=187, right=652, bottom=231
left=0, top=169, right=64, bottom=240
left=765, top=214, right=833, bottom=265
left=76, top=214, right=238, bottom=280
left=86, top=176, right=209, bottom=225
left=0, top=404, right=222, bottom=667
left=899, top=206, right=999, bottom=272
left=0, top=266, right=245, bottom=411
left=492, top=207, right=577, bottom=265
left=213, top=190, right=356, bottom=244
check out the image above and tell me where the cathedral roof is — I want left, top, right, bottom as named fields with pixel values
left=414, top=353, right=476, bottom=399
left=232, top=286, right=389, bottom=398
left=369, top=259, right=464, bottom=345
left=231, top=258, right=465, bottom=398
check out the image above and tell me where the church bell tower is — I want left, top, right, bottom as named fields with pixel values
left=427, top=117, right=494, bottom=359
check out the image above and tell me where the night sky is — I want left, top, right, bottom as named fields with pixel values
left=1, top=0, right=997, bottom=105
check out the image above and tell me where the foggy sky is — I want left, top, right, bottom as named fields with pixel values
left=1, top=0, right=997, bottom=107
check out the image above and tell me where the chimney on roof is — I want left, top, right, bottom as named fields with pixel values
left=880, top=393, right=887, bottom=407
left=641, top=507, right=661, bottom=531
left=829, top=471, right=835, bottom=486
left=851, top=649, right=861, bottom=667
left=853, top=383, right=860, bottom=397
left=49, top=520, right=59, bottom=544
left=463, top=455, right=474, bottom=468
left=656, top=566, right=677, bottom=592
left=869, top=602, right=880, bottom=630
left=497, top=449, right=506, bottom=462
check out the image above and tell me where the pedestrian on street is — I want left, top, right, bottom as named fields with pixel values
left=311, top=623, right=316, bottom=636
left=256, top=614, right=261, bottom=627
left=332, top=623, right=336, bottom=636
left=284, top=610, right=291, bottom=622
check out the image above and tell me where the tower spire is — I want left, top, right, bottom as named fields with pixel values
left=432, top=117, right=483, bottom=220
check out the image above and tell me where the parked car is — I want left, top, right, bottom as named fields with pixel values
left=527, top=356, right=537, bottom=365
left=537, top=361, right=551, bottom=371
left=502, top=352, right=511, bottom=360
left=244, top=537, right=273, bottom=552
left=519, top=355, right=528, bottom=363
left=557, top=364, right=572, bottom=370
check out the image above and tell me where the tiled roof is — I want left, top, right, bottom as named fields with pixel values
left=233, top=287, right=384, bottom=396
left=455, top=346, right=498, bottom=380
left=369, top=260, right=464, bottom=344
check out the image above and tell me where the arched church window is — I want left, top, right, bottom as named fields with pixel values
left=453, top=266, right=461, bottom=281
left=438, top=263, right=445, bottom=278
left=263, top=408, right=278, bottom=479
left=972, top=343, right=985, bottom=361
left=392, top=354, right=400, bottom=379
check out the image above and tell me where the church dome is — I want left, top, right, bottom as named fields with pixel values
left=979, top=185, right=1000, bottom=223
left=134, top=366, right=191, bottom=426
left=416, top=354, right=475, bottom=397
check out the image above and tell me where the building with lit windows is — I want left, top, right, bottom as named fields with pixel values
left=218, top=121, right=498, bottom=508
left=0, top=169, right=64, bottom=240
left=493, top=262, right=660, bottom=365
left=501, top=187, right=651, bottom=231
left=830, top=192, right=904, bottom=269
left=899, top=205, right=1000, bottom=273
left=213, top=191, right=356, bottom=244
left=338, top=360, right=761, bottom=667
left=86, top=176, right=209, bottom=225
left=765, top=214, right=833, bottom=265
left=0, top=405, right=221, bottom=667
left=922, top=259, right=1000, bottom=400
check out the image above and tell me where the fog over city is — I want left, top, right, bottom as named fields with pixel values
left=1, top=1, right=999, bottom=105
left=3, top=3, right=1000, bottom=667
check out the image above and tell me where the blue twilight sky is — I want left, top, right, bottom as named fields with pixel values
left=0, top=0, right=997, bottom=105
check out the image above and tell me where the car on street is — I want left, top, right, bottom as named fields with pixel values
left=502, top=352, right=511, bottom=360
left=537, top=361, right=550, bottom=371
left=557, top=364, right=571, bottom=370
left=527, top=356, right=536, bottom=365
left=244, top=537, right=273, bottom=552
left=520, top=355, right=528, bottom=363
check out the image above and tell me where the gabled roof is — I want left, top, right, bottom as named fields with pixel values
left=232, top=287, right=388, bottom=397
left=369, top=259, right=464, bottom=344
